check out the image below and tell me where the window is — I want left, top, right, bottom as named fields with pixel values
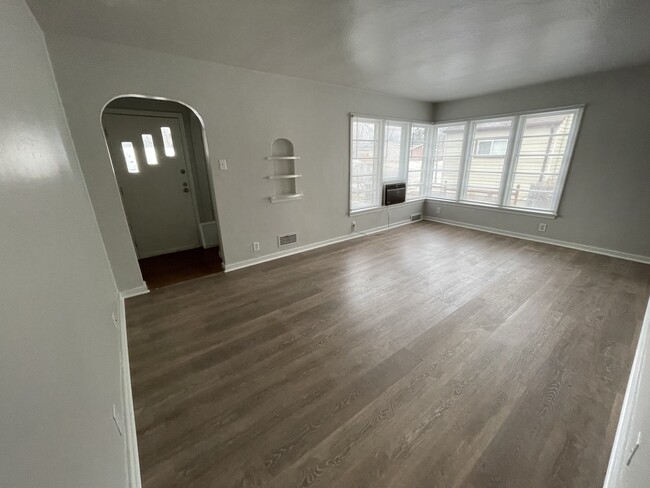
left=462, top=117, right=514, bottom=205
left=350, top=116, right=431, bottom=211
left=141, top=134, right=158, bottom=166
left=505, top=110, right=577, bottom=211
left=476, top=139, right=508, bottom=156
left=160, top=127, right=176, bottom=157
left=406, top=124, right=431, bottom=198
left=430, top=123, right=466, bottom=200
left=348, top=107, right=582, bottom=215
left=383, top=121, right=408, bottom=181
left=350, top=118, right=381, bottom=210
left=121, top=142, right=139, bottom=174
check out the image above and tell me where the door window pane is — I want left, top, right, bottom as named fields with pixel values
left=160, top=127, right=176, bottom=157
left=141, top=134, right=158, bottom=165
left=121, top=142, right=139, bottom=174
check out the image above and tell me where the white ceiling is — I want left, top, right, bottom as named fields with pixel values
left=26, top=0, right=650, bottom=101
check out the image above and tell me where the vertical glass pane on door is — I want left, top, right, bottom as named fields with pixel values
left=121, top=142, right=139, bottom=174
left=160, top=127, right=176, bottom=157
left=141, top=134, right=158, bottom=165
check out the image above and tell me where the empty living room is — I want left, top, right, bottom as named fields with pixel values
left=2, top=0, right=650, bottom=487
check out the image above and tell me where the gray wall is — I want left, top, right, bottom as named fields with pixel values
left=427, top=64, right=650, bottom=259
left=45, top=33, right=434, bottom=291
left=0, top=1, right=126, bottom=486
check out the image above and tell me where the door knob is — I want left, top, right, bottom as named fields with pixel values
left=180, top=169, right=186, bottom=174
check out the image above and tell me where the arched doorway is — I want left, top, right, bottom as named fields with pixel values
left=102, top=96, right=222, bottom=288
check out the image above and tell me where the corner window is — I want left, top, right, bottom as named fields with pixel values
left=349, top=107, right=582, bottom=215
left=350, top=116, right=431, bottom=211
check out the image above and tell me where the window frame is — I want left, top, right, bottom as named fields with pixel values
left=349, top=114, right=433, bottom=213
left=459, top=116, right=517, bottom=206
left=432, top=105, right=584, bottom=216
left=348, top=105, right=583, bottom=217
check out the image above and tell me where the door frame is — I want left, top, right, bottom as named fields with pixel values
left=103, top=108, right=204, bottom=258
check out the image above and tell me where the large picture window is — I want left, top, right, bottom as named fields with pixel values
left=350, top=107, right=582, bottom=215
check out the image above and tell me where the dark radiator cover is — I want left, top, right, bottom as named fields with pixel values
left=384, top=183, right=406, bottom=206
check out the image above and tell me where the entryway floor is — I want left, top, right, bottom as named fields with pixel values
left=138, top=247, right=222, bottom=289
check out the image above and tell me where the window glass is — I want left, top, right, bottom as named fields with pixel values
left=351, top=118, right=381, bottom=210
left=430, top=123, right=466, bottom=200
left=382, top=121, right=408, bottom=180
left=121, top=142, right=139, bottom=174
left=406, top=124, right=430, bottom=199
left=141, top=134, right=158, bottom=165
left=506, top=110, right=578, bottom=211
left=462, top=118, right=514, bottom=204
left=160, top=127, right=176, bottom=157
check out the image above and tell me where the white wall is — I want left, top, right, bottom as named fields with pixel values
left=0, top=1, right=127, bottom=486
left=44, top=34, right=433, bottom=291
left=605, top=299, right=650, bottom=487
left=427, top=64, right=650, bottom=259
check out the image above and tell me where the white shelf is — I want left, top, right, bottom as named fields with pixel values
left=267, top=174, right=303, bottom=180
left=264, top=156, right=301, bottom=160
left=270, top=193, right=303, bottom=203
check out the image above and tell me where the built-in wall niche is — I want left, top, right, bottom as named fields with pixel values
left=265, top=138, right=302, bottom=203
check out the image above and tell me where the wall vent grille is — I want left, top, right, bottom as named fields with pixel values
left=410, top=213, right=423, bottom=222
left=278, top=233, right=298, bottom=247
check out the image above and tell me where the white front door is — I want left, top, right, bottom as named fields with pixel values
left=103, top=113, right=201, bottom=258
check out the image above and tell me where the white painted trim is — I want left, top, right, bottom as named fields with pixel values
left=424, top=198, right=557, bottom=219
left=422, top=216, right=650, bottom=264
left=117, top=293, right=142, bottom=488
left=350, top=198, right=425, bottom=216
left=120, top=283, right=149, bottom=299
left=199, top=221, right=219, bottom=248
left=604, top=297, right=650, bottom=487
left=224, top=219, right=416, bottom=272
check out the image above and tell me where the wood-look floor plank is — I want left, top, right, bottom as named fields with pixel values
left=125, top=221, right=650, bottom=488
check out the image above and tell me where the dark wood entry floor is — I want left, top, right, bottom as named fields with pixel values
left=138, top=247, right=222, bottom=289
left=126, top=222, right=649, bottom=487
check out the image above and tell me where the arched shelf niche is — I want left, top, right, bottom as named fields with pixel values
left=265, top=138, right=303, bottom=203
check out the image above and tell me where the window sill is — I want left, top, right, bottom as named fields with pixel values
left=424, top=198, right=558, bottom=220
left=350, top=198, right=425, bottom=216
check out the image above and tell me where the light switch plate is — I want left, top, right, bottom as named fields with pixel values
left=219, top=159, right=227, bottom=170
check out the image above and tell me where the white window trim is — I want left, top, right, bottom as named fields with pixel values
left=349, top=105, right=584, bottom=217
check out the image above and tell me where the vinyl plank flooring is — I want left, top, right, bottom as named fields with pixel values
left=125, top=221, right=650, bottom=488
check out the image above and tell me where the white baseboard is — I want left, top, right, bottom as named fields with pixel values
left=423, top=216, right=650, bottom=264
left=603, top=297, right=650, bottom=487
left=117, top=292, right=142, bottom=488
left=223, top=218, right=417, bottom=273
left=120, top=283, right=149, bottom=299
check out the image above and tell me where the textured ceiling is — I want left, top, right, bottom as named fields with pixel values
left=26, top=0, right=650, bottom=101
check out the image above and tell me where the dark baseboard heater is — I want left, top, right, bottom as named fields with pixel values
left=384, top=182, right=406, bottom=206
